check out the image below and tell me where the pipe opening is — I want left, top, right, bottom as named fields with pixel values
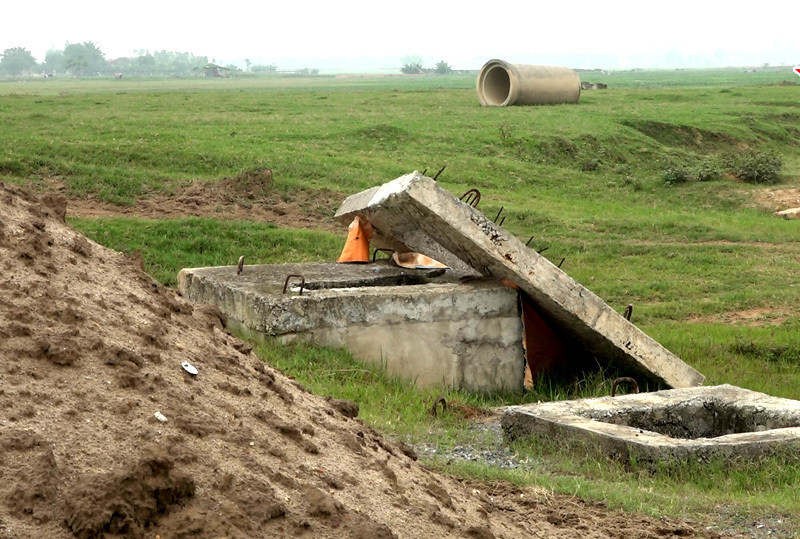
left=482, top=65, right=511, bottom=106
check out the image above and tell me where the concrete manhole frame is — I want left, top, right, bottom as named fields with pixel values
left=502, top=384, right=800, bottom=462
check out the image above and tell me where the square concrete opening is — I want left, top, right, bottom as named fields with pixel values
left=502, top=385, right=800, bottom=461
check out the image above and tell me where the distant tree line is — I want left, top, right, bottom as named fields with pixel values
left=0, top=43, right=280, bottom=78
left=400, top=56, right=453, bottom=75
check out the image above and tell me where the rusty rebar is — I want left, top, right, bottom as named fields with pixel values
left=493, top=206, right=504, bottom=223
left=430, top=396, right=447, bottom=417
left=372, top=248, right=395, bottom=262
left=624, top=304, right=633, bottom=321
left=282, top=274, right=306, bottom=295
left=459, top=188, right=481, bottom=208
left=611, top=377, right=639, bottom=397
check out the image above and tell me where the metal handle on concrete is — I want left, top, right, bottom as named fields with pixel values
left=611, top=377, right=639, bottom=397
left=282, top=274, right=306, bottom=295
left=459, top=188, right=481, bottom=208
left=372, top=248, right=395, bottom=263
left=430, top=396, right=447, bottom=417
left=624, top=304, right=633, bottom=321
left=493, top=206, right=505, bottom=224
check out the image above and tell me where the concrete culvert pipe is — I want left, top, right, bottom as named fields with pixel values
left=476, top=59, right=581, bottom=106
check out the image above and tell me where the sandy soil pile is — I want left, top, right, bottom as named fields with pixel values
left=0, top=181, right=732, bottom=538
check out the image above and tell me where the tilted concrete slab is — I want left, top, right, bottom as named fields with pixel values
left=335, top=171, right=704, bottom=388
left=501, top=385, right=800, bottom=462
left=178, top=262, right=525, bottom=393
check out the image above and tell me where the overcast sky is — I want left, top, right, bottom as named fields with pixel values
left=3, top=1, right=798, bottom=71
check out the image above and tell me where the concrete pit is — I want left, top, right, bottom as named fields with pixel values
left=502, top=385, right=800, bottom=462
left=178, top=262, right=526, bottom=394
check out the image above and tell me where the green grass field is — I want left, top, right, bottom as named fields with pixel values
left=3, top=67, right=800, bottom=535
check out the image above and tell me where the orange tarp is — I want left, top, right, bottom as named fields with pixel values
left=501, top=279, right=569, bottom=388
left=337, top=216, right=374, bottom=263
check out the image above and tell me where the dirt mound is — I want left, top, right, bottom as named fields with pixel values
left=53, top=169, right=343, bottom=232
left=747, top=186, right=800, bottom=213
left=218, top=167, right=275, bottom=195
left=0, top=181, right=733, bottom=538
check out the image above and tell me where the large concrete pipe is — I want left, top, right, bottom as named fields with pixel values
left=476, top=59, right=581, bottom=106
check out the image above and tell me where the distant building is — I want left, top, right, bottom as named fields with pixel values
left=203, top=63, right=230, bottom=78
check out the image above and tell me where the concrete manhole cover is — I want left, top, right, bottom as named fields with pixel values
left=502, top=385, right=800, bottom=462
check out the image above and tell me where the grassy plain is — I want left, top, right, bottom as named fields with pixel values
left=2, top=67, right=800, bottom=535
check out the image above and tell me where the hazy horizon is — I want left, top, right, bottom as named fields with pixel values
left=4, top=0, right=798, bottom=73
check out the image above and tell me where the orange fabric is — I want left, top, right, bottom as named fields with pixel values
left=499, top=278, right=569, bottom=388
left=337, top=216, right=374, bottom=263
left=520, top=293, right=569, bottom=385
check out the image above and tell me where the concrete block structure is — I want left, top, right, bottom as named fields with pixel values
left=335, top=171, right=704, bottom=389
left=179, top=170, right=704, bottom=394
left=178, top=262, right=525, bottom=393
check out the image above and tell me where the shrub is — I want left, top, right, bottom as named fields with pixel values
left=434, top=61, right=452, bottom=75
left=693, top=157, right=722, bottom=182
left=662, top=165, right=690, bottom=185
left=581, top=158, right=600, bottom=171
left=722, top=150, right=782, bottom=184
left=498, top=123, right=514, bottom=144
left=401, top=62, right=423, bottom=74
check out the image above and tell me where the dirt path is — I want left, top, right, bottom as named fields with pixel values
left=53, top=169, right=345, bottom=232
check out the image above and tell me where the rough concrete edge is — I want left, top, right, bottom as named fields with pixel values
left=334, top=171, right=476, bottom=273
left=178, top=265, right=523, bottom=333
left=501, top=384, right=800, bottom=450
left=179, top=265, right=527, bottom=393
left=501, top=405, right=800, bottom=462
left=334, top=172, right=418, bottom=222
left=408, top=177, right=704, bottom=387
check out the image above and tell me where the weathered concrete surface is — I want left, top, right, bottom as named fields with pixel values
left=178, top=262, right=525, bottom=393
left=502, top=385, right=800, bottom=462
left=334, top=177, right=479, bottom=275
left=335, top=171, right=704, bottom=389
